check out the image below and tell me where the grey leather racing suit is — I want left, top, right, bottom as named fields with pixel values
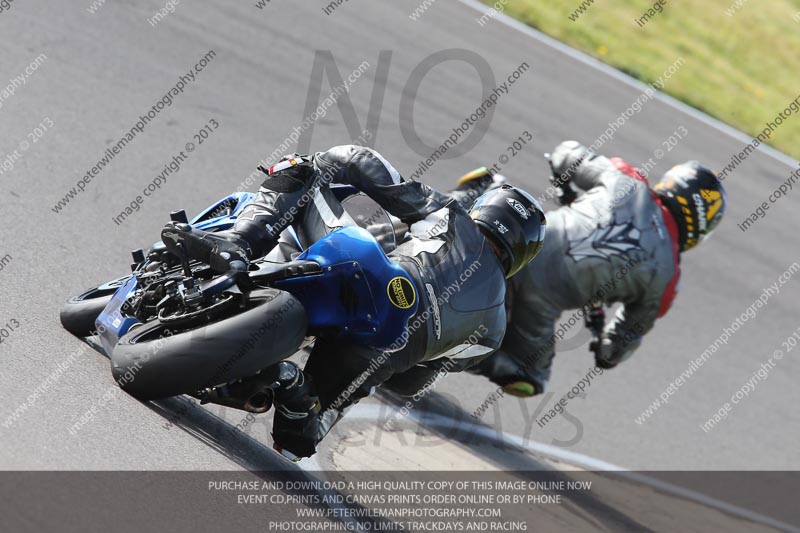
left=240, top=145, right=507, bottom=431
left=477, top=141, right=681, bottom=392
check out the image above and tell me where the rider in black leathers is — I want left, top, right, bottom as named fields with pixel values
left=161, top=145, right=546, bottom=458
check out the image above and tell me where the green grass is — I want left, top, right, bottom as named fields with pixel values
left=488, top=0, right=800, bottom=160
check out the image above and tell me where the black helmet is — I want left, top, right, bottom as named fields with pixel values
left=468, top=184, right=546, bottom=278
left=654, top=161, right=726, bottom=251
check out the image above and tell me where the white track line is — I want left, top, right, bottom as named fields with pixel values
left=294, top=456, right=367, bottom=530
left=343, top=404, right=799, bottom=533
left=457, top=0, right=799, bottom=171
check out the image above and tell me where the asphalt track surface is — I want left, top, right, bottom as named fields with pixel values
left=0, top=0, right=798, bottom=529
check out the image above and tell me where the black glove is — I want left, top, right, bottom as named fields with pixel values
left=594, top=338, right=619, bottom=370
left=551, top=176, right=578, bottom=206
left=595, top=355, right=618, bottom=370
left=160, top=223, right=251, bottom=273
left=547, top=141, right=593, bottom=206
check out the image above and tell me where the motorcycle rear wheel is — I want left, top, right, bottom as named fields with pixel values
left=59, top=286, right=120, bottom=337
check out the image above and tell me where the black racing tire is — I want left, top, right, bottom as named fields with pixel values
left=59, top=286, right=119, bottom=337
left=110, top=288, right=307, bottom=401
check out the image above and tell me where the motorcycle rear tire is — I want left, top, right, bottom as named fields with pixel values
left=59, top=288, right=117, bottom=337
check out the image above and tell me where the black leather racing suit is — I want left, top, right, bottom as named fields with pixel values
left=474, top=141, right=681, bottom=393
left=236, top=145, right=507, bottom=445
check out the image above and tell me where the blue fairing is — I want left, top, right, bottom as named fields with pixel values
left=274, top=226, right=418, bottom=351
left=99, top=191, right=417, bottom=355
left=189, top=192, right=255, bottom=231
left=97, top=276, right=139, bottom=356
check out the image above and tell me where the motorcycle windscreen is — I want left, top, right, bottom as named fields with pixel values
left=340, top=193, right=398, bottom=254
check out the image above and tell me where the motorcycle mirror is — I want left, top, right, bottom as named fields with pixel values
left=170, top=210, right=189, bottom=224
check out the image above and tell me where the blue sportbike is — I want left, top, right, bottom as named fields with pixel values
left=59, top=187, right=417, bottom=410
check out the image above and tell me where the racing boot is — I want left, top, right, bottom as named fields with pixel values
left=160, top=223, right=260, bottom=274
left=469, top=351, right=548, bottom=398
left=270, top=361, right=322, bottom=460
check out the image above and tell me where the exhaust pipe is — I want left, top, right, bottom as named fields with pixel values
left=196, top=376, right=280, bottom=414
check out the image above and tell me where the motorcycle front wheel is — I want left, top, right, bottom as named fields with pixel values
left=110, top=288, right=307, bottom=401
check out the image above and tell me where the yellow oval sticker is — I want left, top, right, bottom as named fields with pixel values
left=387, top=276, right=416, bottom=309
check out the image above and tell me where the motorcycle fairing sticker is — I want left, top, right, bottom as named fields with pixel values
left=387, top=276, right=416, bottom=309
left=567, top=220, right=641, bottom=261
